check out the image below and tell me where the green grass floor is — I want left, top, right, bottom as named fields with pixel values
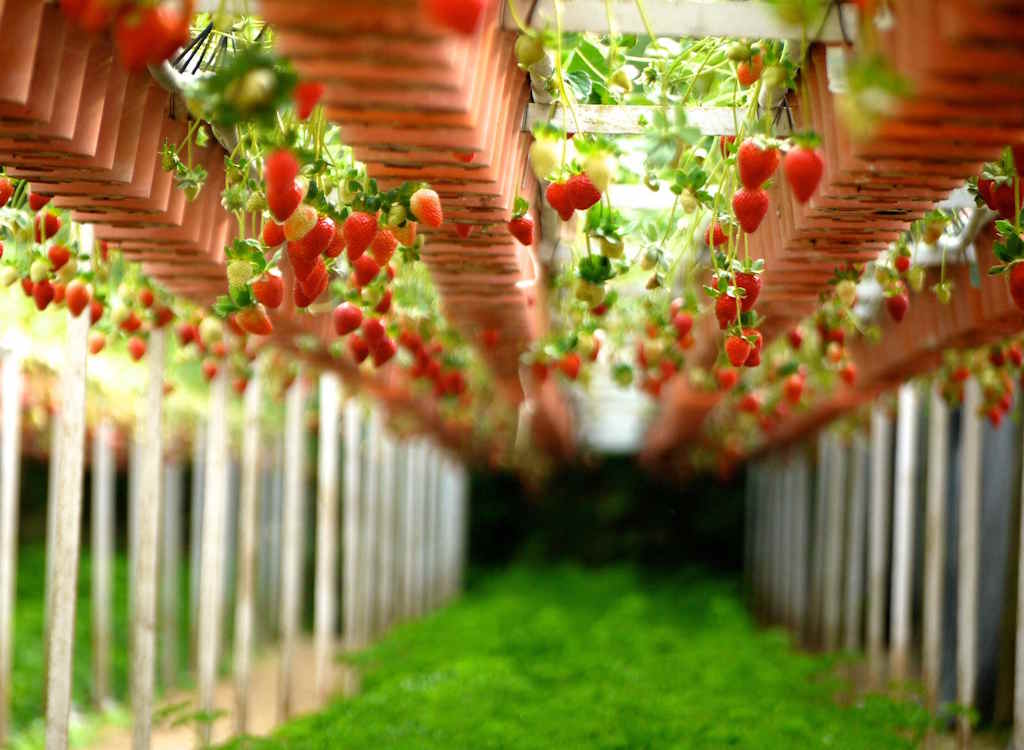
left=223, top=566, right=931, bottom=750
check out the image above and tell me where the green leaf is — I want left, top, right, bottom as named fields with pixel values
left=566, top=71, right=592, bottom=102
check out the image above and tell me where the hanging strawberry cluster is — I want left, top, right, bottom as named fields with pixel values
left=59, top=0, right=191, bottom=72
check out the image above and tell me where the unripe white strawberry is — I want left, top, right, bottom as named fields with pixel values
left=30, top=259, right=49, bottom=283
left=0, top=266, right=18, bottom=287
left=57, top=258, right=78, bottom=283
left=227, top=260, right=254, bottom=291
left=836, top=279, right=857, bottom=307
left=907, top=265, right=925, bottom=293
left=284, top=203, right=318, bottom=242
left=600, top=238, right=624, bottom=259
left=110, top=302, right=131, bottom=326
left=199, top=316, right=223, bottom=345
left=680, top=189, right=698, bottom=213
left=584, top=152, right=617, bottom=193
left=575, top=279, right=605, bottom=306
left=529, top=139, right=560, bottom=182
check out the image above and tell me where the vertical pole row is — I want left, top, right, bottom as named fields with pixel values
left=823, top=431, right=845, bottom=652
left=361, top=408, right=381, bottom=639
left=890, top=384, right=919, bottom=682
left=278, top=375, right=307, bottom=722
left=792, top=452, right=809, bottom=644
left=314, top=372, right=340, bottom=703
left=402, top=441, right=421, bottom=620
left=160, top=459, right=182, bottom=689
left=843, top=435, right=867, bottom=652
left=809, top=433, right=829, bottom=643
left=131, top=329, right=166, bottom=750
left=0, top=349, right=22, bottom=745
left=197, top=369, right=228, bottom=746
left=958, top=378, right=982, bottom=744
left=923, top=384, right=949, bottom=711
left=91, top=419, right=114, bottom=708
left=189, top=421, right=206, bottom=664
left=43, top=301, right=90, bottom=750
left=234, top=361, right=263, bottom=733
left=376, top=429, right=396, bottom=632
left=868, top=405, right=893, bottom=683
left=343, top=399, right=362, bottom=650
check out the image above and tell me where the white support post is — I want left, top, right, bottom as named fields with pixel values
left=419, top=444, right=434, bottom=616
left=360, top=408, right=381, bottom=639
left=45, top=405, right=62, bottom=640
left=197, top=370, right=229, bottom=747
left=890, top=384, right=919, bottom=682
left=131, top=329, right=166, bottom=750
left=160, top=459, right=182, bottom=689
left=426, top=446, right=441, bottom=612
left=234, top=362, right=263, bottom=733
left=792, top=450, right=810, bottom=644
left=823, top=432, right=845, bottom=652
left=438, top=457, right=452, bottom=604
left=769, top=460, right=782, bottom=623
left=402, top=441, right=420, bottom=620
left=189, top=421, right=206, bottom=663
left=0, top=349, right=22, bottom=745
left=127, top=424, right=143, bottom=646
left=91, top=419, right=114, bottom=707
left=452, top=462, right=468, bottom=596
left=43, top=302, right=89, bottom=750
left=843, top=435, right=868, bottom=653
left=924, top=384, right=949, bottom=711
left=376, top=429, right=396, bottom=632
left=279, top=375, right=307, bottom=722
left=958, top=378, right=982, bottom=743
left=393, top=441, right=408, bottom=621
left=313, top=372, right=340, bottom=703
left=781, top=457, right=796, bottom=632
left=810, top=434, right=829, bottom=645
left=868, top=406, right=893, bottom=683
left=342, top=399, right=362, bottom=650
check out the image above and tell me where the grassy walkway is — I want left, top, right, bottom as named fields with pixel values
left=222, top=567, right=929, bottom=749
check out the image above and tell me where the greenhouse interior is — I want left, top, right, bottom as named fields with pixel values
left=1, top=0, right=1024, bottom=748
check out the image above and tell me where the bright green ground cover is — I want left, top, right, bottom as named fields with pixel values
left=223, top=566, right=929, bottom=750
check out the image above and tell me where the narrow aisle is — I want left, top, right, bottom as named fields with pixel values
left=220, top=567, right=928, bottom=750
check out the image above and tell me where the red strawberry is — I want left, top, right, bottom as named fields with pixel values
left=88, top=332, right=106, bottom=355
left=559, top=352, right=581, bottom=380
left=567, top=173, right=601, bottom=211
left=735, top=272, right=761, bottom=312
left=252, top=271, right=284, bottom=309
left=265, top=149, right=300, bottom=191
left=298, top=257, right=328, bottom=299
left=739, top=392, right=761, bottom=414
left=33, top=280, right=54, bottom=311
left=737, top=140, right=780, bottom=190
left=293, top=81, right=325, bottom=120
left=410, top=188, right=443, bottom=228
left=894, top=255, right=911, bottom=273
left=348, top=333, right=370, bottom=364
left=732, top=188, right=769, bottom=233
left=736, top=54, right=763, bottom=88
left=783, top=146, right=824, bottom=204
left=719, top=135, right=736, bottom=158
left=370, top=229, right=398, bottom=266
left=1010, top=263, right=1024, bottom=312
left=840, top=362, right=857, bottom=385
left=65, top=279, right=91, bottom=317
left=480, top=328, right=500, bottom=349
left=352, top=255, right=381, bottom=287
left=324, top=232, right=346, bottom=259
left=120, top=311, right=142, bottom=333
left=725, top=335, right=752, bottom=367
left=236, top=305, right=274, bottom=336
left=138, top=288, right=154, bottom=308
left=47, top=244, right=71, bottom=271
left=705, top=221, right=728, bottom=247
left=267, top=180, right=303, bottom=223
left=202, top=359, right=219, bottom=382
left=90, top=299, right=104, bottom=325
left=454, top=223, right=473, bottom=239
left=361, top=317, right=386, bottom=344
left=287, top=241, right=317, bottom=279
left=308, top=215, right=338, bottom=257
left=115, top=5, right=189, bottom=72
left=333, top=302, right=363, bottom=336
left=34, top=212, right=61, bottom=242
left=672, top=312, right=693, bottom=338
left=0, top=179, right=13, bottom=208
left=1010, top=344, right=1023, bottom=368
left=783, top=373, right=805, bottom=404
left=453, top=151, right=476, bottom=164
left=399, top=329, right=423, bottom=353
left=886, top=290, right=909, bottom=322
left=393, top=221, right=417, bottom=247
left=29, top=192, right=51, bottom=211
left=423, top=0, right=488, bottom=35
left=371, top=336, right=398, bottom=367
left=978, top=178, right=996, bottom=210
left=990, top=180, right=1023, bottom=221
left=531, top=361, right=549, bottom=384
left=374, top=289, right=393, bottom=314
left=508, top=214, right=534, bottom=245
left=153, top=305, right=174, bottom=328
left=293, top=280, right=316, bottom=309
left=127, top=336, right=147, bottom=362
left=716, top=368, right=739, bottom=391
left=20, top=278, right=33, bottom=298
left=788, top=328, right=803, bottom=350
left=715, top=294, right=739, bottom=330
left=546, top=182, right=574, bottom=221
left=344, top=212, right=378, bottom=260
left=53, top=283, right=66, bottom=305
